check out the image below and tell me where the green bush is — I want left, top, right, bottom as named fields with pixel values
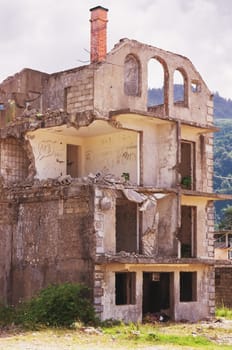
left=0, top=303, right=15, bottom=326
left=16, top=283, right=97, bottom=328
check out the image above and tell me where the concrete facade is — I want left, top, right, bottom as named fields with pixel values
left=0, top=6, right=230, bottom=322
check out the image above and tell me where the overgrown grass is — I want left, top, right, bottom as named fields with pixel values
left=1, top=297, right=232, bottom=349
left=102, top=323, right=212, bottom=348
left=1, top=321, right=232, bottom=349
left=216, top=306, right=232, bottom=319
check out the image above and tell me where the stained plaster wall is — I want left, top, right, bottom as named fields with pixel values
left=26, top=130, right=83, bottom=179
left=181, top=196, right=213, bottom=258
left=84, top=131, right=138, bottom=183
left=94, top=188, right=116, bottom=254
left=26, top=126, right=138, bottom=182
left=93, top=39, right=212, bottom=125
left=1, top=185, right=95, bottom=305
left=116, top=115, right=177, bottom=187
left=96, top=264, right=213, bottom=322
left=173, top=265, right=214, bottom=321
left=94, top=188, right=178, bottom=257
left=157, top=194, right=178, bottom=256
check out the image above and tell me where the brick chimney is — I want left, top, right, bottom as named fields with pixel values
left=90, top=6, right=108, bottom=63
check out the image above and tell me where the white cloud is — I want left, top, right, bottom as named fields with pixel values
left=0, top=0, right=232, bottom=98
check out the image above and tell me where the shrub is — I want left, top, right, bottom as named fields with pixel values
left=16, top=283, right=97, bottom=328
left=0, top=303, right=15, bottom=326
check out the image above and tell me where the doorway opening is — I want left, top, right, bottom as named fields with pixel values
left=66, top=144, right=80, bottom=178
left=143, top=272, right=173, bottom=319
left=180, top=141, right=195, bottom=190
left=179, top=206, right=197, bottom=258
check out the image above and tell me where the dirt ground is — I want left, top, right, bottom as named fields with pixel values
left=0, top=319, right=232, bottom=350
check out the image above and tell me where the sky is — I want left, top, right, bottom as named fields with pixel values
left=0, top=0, right=232, bottom=99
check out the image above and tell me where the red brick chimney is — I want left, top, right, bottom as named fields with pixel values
left=90, top=6, right=108, bottom=63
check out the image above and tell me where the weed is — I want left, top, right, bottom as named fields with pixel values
left=216, top=306, right=232, bottom=319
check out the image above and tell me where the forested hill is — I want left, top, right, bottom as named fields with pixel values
left=214, top=92, right=232, bottom=119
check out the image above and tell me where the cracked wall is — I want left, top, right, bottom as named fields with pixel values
left=0, top=185, right=95, bottom=305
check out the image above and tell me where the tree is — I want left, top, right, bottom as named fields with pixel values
left=219, top=205, right=232, bottom=230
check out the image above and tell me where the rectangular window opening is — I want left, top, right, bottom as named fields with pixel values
left=115, top=272, right=136, bottom=305
left=116, top=199, right=138, bottom=253
left=191, top=81, right=201, bottom=93
left=180, top=141, right=195, bottom=190
left=180, top=206, right=197, bottom=258
left=180, top=272, right=197, bottom=302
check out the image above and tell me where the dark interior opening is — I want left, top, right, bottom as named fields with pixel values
left=115, top=272, right=136, bottom=305
left=180, top=271, right=197, bottom=302
left=143, top=272, right=171, bottom=315
left=116, top=199, right=137, bottom=253
left=180, top=141, right=195, bottom=190
left=179, top=206, right=196, bottom=258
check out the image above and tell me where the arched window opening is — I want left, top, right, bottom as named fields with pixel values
left=147, top=58, right=165, bottom=107
left=124, top=54, right=140, bottom=96
left=173, top=69, right=188, bottom=106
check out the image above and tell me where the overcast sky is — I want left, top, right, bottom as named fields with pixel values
left=0, top=0, right=232, bottom=98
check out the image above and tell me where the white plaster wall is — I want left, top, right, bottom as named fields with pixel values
left=157, top=124, right=177, bottom=188
left=116, top=116, right=161, bottom=186
left=116, top=115, right=177, bottom=187
left=26, top=131, right=83, bottom=179
left=83, top=130, right=138, bottom=184
left=215, top=248, right=228, bottom=260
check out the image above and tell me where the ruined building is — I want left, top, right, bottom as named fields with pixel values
left=0, top=6, right=230, bottom=322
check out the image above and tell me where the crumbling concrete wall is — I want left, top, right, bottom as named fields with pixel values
left=96, top=263, right=214, bottom=322
left=93, top=39, right=212, bottom=126
left=43, top=66, right=94, bottom=114
left=0, top=69, right=48, bottom=123
left=0, top=184, right=95, bottom=305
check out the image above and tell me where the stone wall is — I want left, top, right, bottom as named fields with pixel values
left=215, top=267, right=232, bottom=307
left=0, top=184, right=95, bottom=304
